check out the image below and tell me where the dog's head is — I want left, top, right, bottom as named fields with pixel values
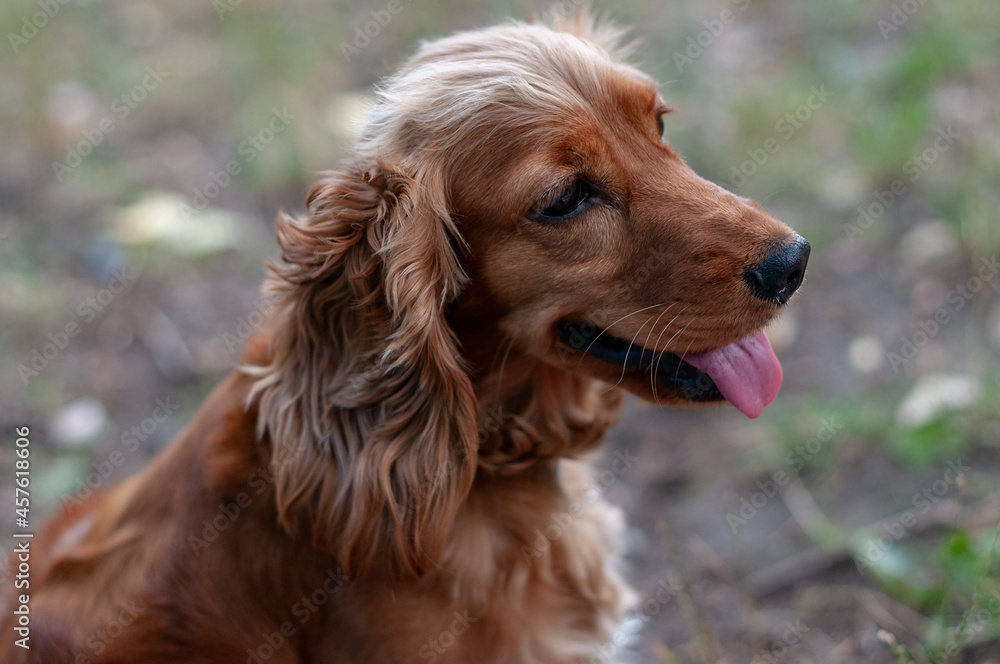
left=410, top=16, right=809, bottom=417
left=257, top=10, right=808, bottom=576
left=356, top=11, right=808, bottom=417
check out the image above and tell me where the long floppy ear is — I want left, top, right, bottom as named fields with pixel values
left=251, top=163, right=478, bottom=578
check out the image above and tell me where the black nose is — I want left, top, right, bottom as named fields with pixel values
left=744, top=235, right=810, bottom=305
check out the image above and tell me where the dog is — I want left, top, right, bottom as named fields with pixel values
left=2, top=9, right=808, bottom=663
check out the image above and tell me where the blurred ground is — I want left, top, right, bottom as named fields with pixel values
left=2, top=0, right=1000, bottom=662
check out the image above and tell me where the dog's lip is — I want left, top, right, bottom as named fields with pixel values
left=555, top=320, right=724, bottom=403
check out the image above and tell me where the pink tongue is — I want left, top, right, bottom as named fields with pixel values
left=683, top=330, right=783, bottom=419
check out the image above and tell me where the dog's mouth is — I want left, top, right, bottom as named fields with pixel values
left=556, top=321, right=783, bottom=418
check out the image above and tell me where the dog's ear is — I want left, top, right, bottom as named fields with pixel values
left=253, top=163, right=478, bottom=578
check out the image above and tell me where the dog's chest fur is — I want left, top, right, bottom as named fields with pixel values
left=311, top=459, right=636, bottom=663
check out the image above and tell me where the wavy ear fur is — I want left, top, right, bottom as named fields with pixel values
left=251, top=163, right=478, bottom=578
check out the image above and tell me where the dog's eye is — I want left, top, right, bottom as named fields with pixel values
left=655, top=105, right=674, bottom=144
left=535, top=179, right=590, bottom=220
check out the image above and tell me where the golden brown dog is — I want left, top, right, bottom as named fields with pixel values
left=2, top=10, right=808, bottom=663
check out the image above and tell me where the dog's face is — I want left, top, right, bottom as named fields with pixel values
left=348, top=19, right=808, bottom=419
left=437, top=25, right=809, bottom=417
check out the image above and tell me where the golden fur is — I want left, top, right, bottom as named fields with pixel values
left=2, top=9, right=805, bottom=663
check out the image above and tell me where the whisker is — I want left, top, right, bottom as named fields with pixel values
left=601, top=312, right=657, bottom=394
left=492, top=336, right=514, bottom=403
left=650, top=305, right=690, bottom=404
left=574, top=302, right=668, bottom=370
left=760, top=188, right=787, bottom=207
left=652, top=316, right=692, bottom=397
left=673, top=331, right=696, bottom=384
left=641, top=304, right=679, bottom=404
left=652, top=307, right=691, bottom=372
left=640, top=302, right=677, bottom=358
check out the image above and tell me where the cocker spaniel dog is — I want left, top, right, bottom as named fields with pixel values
left=3, top=9, right=809, bottom=664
